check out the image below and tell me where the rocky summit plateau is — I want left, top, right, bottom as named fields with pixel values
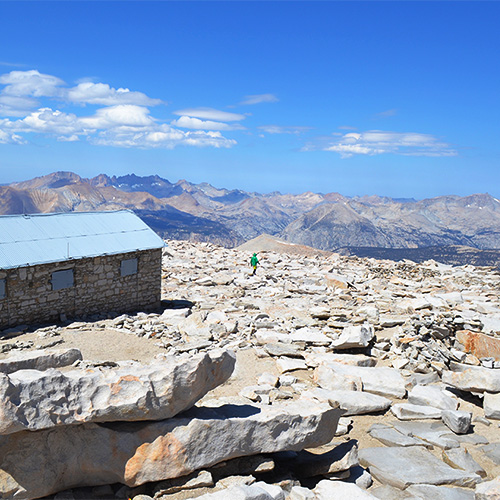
left=1, top=171, right=500, bottom=268
left=1, top=239, right=500, bottom=499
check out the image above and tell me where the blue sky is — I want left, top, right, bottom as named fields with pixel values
left=0, top=1, right=499, bottom=199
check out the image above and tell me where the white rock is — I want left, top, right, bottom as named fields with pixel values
left=408, top=385, right=459, bottom=411
left=442, top=367, right=500, bottom=393
left=484, top=392, right=500, bottom=420
left=314, top=480, right=377, bottom=499
left=290, top=328, right=331, bottom=345
left=0, top=349, right=235, bottom=435
left=314, top=362, right=406, bottom=399
left=330, top=324, right=374, bottom=349
left=302, top=388, right=391, bottom=416
left=288, top=486, right=316, bottom=500
left=314, top=364, right=362, bottom=391
left=276, top=357, right=307, bottom=373
left=0, top=348, right=82, bottom=374
left=475, top=476, right=500, bottom=500
left=441, top=410, right=472, bottom=434
left=258, top=373, right=279, bottom=387
left=206, top=311, right=229, bottom=324
left=197, top=485, right=275, bottom=499
left=391, top=403, right=442, bottom=420
left=253, top=482, right=285, bottom=500
left=0, top=400, right=341, bottom=499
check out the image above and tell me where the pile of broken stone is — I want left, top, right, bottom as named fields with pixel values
left=1, top=239, right=500, bottom=499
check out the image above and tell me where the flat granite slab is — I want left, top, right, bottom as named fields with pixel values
left=358, top=446, right=481, bottom=490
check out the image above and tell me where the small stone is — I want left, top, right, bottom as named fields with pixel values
left=279, top=374, right=297, bottom=387
left=331, top=324, right=374, bottom=350
left=258, top=373, right=279, bottom=387
left=216, top=475, right=255, bottom=488
left=253, top=481, right=285, bottom=500
left=288, top=485, right=316, bottom=500
left=442, top=410, right=472, bottom=434
left=314, top=480, right=378, bottom=499
left=408, top=385, right=459, bottom=411
left=442, top=448, right=486, bottom=478
left=484, top=392, right=500, bottom=420
left=276, top=357, right=307, bottom=373
left=391, top=403, right=442, bottom=420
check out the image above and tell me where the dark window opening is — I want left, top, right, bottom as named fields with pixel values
left=121, top=258, right=138, bottom=277
left=51, top=269, right=74, bottom=290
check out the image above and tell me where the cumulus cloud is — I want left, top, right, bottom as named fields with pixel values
left=304, top=130, right=457, bottom=158
left=240, top=94, right=278, bottom=105
left=259, top=125, right=311, bottom=135
left=0, top=69, right=163, bottom=115
left=172, top=107, right=246, bottom=122
left=0, top=70, right=239, bottom=149
left=0, top=104, right=236, bottom=150
left=92, top=125, right=236, bottom=149
left=66, top=82, right=163, bottom=107
left=0, top=70, right=64, bottom=98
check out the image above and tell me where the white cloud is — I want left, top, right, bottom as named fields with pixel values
left=0, top=105, right=237, bottom=150
left=0, top=69, right=163, bottom=115
left=0, top=70, right=64, bottom=98
left=240, top=94, right=278, bottom=105
left=0, top=129, right=25, bottom=144
left=259, top=125, right=311, bottom=135
left=65, top=82, right=163, bottom=106
left=92, top=125, right=236, bottom=149
left=173, top=107, right=245, bottom=122
left=0, top=95, right=39, bottom=116
left=0, top=70, right=240, bottom=150
left=79, top=104, right=155, bottom=129
left=305, top=130, right=457, bottom=158
left=171, top=115, right=245, bottom=131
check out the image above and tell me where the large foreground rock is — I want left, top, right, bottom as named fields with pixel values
left=358, top=446, right=481, bottom=489
left=0, top=400, right=341, bottom=499
left=0, top=349, right=235, bottom=434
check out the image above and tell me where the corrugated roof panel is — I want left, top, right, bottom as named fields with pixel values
left=0, top=210, right=165, bottom=269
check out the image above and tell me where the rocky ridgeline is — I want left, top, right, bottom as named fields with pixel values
left=1, top=239, right=500, bottom=499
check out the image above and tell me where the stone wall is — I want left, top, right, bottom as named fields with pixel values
left=0, top=248, right=162, bottom=329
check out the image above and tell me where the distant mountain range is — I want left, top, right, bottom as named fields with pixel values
left=1, top=171, right=500, bottom=267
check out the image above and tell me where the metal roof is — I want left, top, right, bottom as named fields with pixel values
left=0, top=210, right=165, bottom=269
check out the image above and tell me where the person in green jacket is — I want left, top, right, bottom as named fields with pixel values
left=251, top=253, right=259, bottom=275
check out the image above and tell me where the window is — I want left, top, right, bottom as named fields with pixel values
left=0, top=279, right=5, bottom=299
left=121, top=258, right=138, bottom=277
left=51, top=269, right=74, bottom=291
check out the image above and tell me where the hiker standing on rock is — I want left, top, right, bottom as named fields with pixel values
left=251, top=253, right=259, bottom=275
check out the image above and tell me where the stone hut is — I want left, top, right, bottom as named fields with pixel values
left=0, top=210, right=165, bottom=329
